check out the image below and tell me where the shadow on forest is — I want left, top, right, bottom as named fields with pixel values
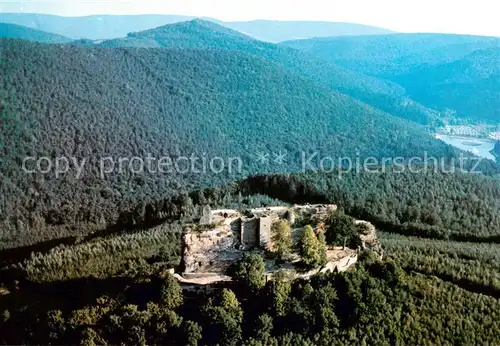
left=407, top=268, right=500, bottom=299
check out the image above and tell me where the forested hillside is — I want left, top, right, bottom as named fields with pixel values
left=2, top=9, right=500, bottom=346
left=0, top=38, right=452, bottom=249
left=88, top=20, right=440, bottom=125
left=2, top=253, right=499, bottom=345
left=0, top=13, right=393, bottom=41
left=0, top=13, right=194, bottom=39
left=201, top=19, right=394, bottom=42
left=283, top=34, right=500, bottom=122
left=0, top=23, right=71, bottom=43
left=392, top=48, right=500, bottom=122
left=1, top=170, right=500, bottom=345
left=283, top=33, right=500, bottom=76
left=238, top=170, right=500, bottom=241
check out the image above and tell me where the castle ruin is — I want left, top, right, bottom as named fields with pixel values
left=181, top=204, right=339, bottom=283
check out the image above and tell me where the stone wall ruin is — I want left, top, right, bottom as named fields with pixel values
left=182, top=204, right=339, bottom=278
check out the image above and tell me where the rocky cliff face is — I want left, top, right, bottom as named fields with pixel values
left=182, top=221, right=241, bottom=275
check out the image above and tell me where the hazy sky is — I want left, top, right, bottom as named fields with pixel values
left=1, top=0, right=499, bottom=36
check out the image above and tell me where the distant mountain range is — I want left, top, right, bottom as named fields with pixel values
left=1, top=19, right=498, bottom=125
left=1, top=18, right=498, bottom=247
left=283, top=34, right=500, bottom=75
left=0, top=13, right=394, bottom=42
left=0, top=29, right=454, bottom=246
left=70, top=20, right=439, bottom=126
left=0, top=22, right=71, bottom=43
left=283, top=34, right=500, bottom=122
left=212, top=19, right=394, bottom=42
left=0, top=13, right=193, bottom=41
left=2, top=13, right=500, bottom=345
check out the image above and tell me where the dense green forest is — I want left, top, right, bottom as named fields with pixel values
left=0, top=13, right=393, bottom=41
left=283, top=33, right=500, bottom=76
left=1, top=37, right=460, bottom=249
left=1, top=177, right=499, bottom=345
left=2, top=20, right=498, bottom=125
left=283, top=33, right=500, bottom=123
left=1, top=17, right=500, bottom=346
left=0, top=23, right=71, bottom=43
left=83, top=20, right=440, bottom=125
left=0, top=14, right=193, bottom=40
left=2, top=253, right=499, bottom=345
left=3, top=167, right=498, bottom=277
